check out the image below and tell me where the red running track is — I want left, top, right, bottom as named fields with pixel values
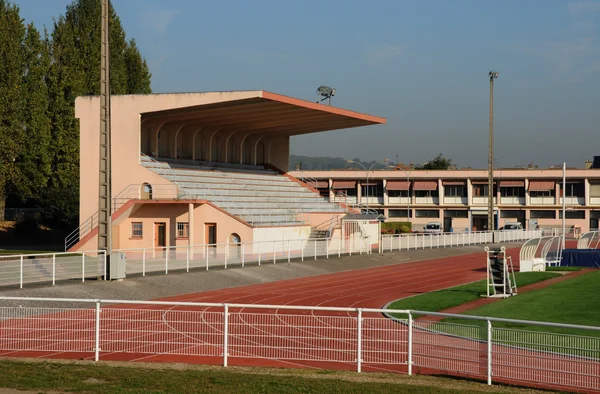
left=1, top=247, right=598, bottom=393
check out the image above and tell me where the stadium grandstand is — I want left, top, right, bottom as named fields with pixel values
left=66, top=91, right=386, bottom=252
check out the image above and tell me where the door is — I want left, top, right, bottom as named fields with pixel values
left=154, top=223, right=166, bottom=248
left=444, top=217, right=452, bottom=233
left=205, top=223, right=217, bottom=245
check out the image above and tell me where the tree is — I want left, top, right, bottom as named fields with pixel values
left=11, top=23, right=53, bottom=202
left=0, top=0, right=26, bottom=220
left=124, top=38, right=152, bottom=94
left=42, top=0, right=152, bottom=228
left=419, top=153, right=454, bottom=170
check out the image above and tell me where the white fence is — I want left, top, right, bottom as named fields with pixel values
left=380, top=230, right=543, bottom=252
left=0, top=297, right=598, bottom=392
left=0, top=251, right=106, bottom=288
left=115, top=235, right=370, bottom=277
left=0, top=230, right=551, bottom=288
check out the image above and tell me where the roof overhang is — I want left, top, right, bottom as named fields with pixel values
left=140, top=90, right=386, bottom=137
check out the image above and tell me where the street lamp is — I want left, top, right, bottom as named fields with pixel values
left=399, top=166, right=415, bottom=222
left=488, top=71, right=499, bottom=233
left=348, top=159, right=389, bottom=211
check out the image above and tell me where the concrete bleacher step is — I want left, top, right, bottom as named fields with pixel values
left=141, top=156, right=347, bottom=225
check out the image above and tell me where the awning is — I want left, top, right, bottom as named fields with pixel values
left=315, top=181, right=329, bottom=189
left=500, top=180, right=525, bottom=187
left=442, top=180, right=465, bottom=186
left=412, top=181, right=438, bottom=191
left=529, top=181, right=555, bottom=191
left=386, top=181, right=410, bottom=191
left=332, top=180, right=356, bottom=189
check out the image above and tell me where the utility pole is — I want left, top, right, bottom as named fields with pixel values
left=98, top=0, right=112, bottom=276
left=488, top=71, right=499, bottom=235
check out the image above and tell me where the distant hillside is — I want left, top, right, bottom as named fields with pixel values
left=289, top=155, right=391, bottom=171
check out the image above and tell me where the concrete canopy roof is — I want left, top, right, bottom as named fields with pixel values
left=140, top=91, right=386, bottom=136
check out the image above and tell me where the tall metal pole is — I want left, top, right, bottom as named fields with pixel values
left=488, top=71, right=499, bottom=234
left=98, top=0, right=112, bottom=275
left=562, top=162, right=566, bottom=249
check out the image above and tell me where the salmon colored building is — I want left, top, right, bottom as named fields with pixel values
left=291, top=167, right=600, bottom=232
left=67, top=91, right=385, bottom=252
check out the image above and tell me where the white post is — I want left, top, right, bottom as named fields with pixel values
left=338, top=237, right=341, bottom=257
left=206, top=245, right=209, bottom=271
left=225, top=243, right=228, bottom=269
left=326, top=239, right=329, bottom=258
left=273, top=241, right=276, bottom=264
left=165, top=247, right=169, bottom=274
left=288, top=240, right=291, bottom=262
left=94, top=301, right=101, bottom=362
left=82, top=252, right=86, bottom=282
left=52, top=254, right=56, bottom=285
left=258, top=242, right=261, bottom=265
left=241, top=243, right=245, bottom=267
left=562, top=161, right=566, bottom=250
left=356, top=309, right=363, bottom=373
left=487, top=319, right=493, bottom=385
left=314, top=239, right=317, bottom=260
left=223, top=304, right=229, bottom=367
left=408, top=312, right=413, bottom=375
left=186, top=246, right=190, bottom=272
left=20, top=255, right=23, bottom=289
left=142, top=249, right=146, bottom=277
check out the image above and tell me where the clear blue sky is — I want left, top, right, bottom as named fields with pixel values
left=15, top=0, right=600, bottom=168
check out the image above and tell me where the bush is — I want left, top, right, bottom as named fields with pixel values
left=381, top=222, right=412, bottom=234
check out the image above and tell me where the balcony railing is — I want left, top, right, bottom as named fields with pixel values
left=559, top=197, right=585, bottom=205
left=472, top=196, right=496, bottom=205
left=443, top=196, right=468, bottom=205
left=414, top=197, right=439, bottom=204
left=590, top=197, right=600, bottom=205
left=500, top=197, right=525, bottom=205
left=388, top=196, right=411, bottom=204
left=360, top=196, right=384, bottom=205
left=530, top=196, right=556, bottom=205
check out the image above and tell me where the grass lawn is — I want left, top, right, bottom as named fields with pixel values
left=0, top=249, right=57, bottom=255
left=443, top=269, right=600, bottom=337
left=0, top=359, right=556, bottom=394
left=387, top=272, right=561, bottom=319
left=546, top=266, right=585, bottom=271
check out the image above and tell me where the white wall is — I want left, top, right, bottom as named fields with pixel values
left=252, top=225, right=312, bottom=253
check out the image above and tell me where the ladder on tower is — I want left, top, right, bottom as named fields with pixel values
left=485, top=246, right=517, bottom=298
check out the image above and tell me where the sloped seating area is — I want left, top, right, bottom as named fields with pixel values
left=140, top=155, right=345, bottom=226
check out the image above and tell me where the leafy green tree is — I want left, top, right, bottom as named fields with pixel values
left=0, top=0, right=26, bottom=220
left=42, top=0, right=152, bottom=228
left=419, top=153, right=454, bottom=170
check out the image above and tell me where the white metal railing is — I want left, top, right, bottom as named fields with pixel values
left=577, top=231, right=600, bottom=249
left=0, top=297, right=597, bottom=392
left=114, top=235, right=370, bottom=277
left=380, top=230, right=542, bottom=253
left=0, top=251, right=107, bottom=288
left=295, top=171, right=319, bottom=189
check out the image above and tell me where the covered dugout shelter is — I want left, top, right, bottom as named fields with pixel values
left=71, top=91, right=386, bottom=252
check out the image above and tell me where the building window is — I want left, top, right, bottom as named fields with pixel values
left=388, top=209, right=411, bottom=218
left=131, top=222, right=143, bottom=238
left=500, top=187, right=525, bottom=197
left=561, top=182, right=585, bottom=197
left=177, top=222, right=189, bottom=238
left=501, top=210, right=525, bottom=218
left=415, top=190, right=439, bottom=198
left=415, top=209, right=439, bottom=218
left=361, top=182, right=383, bottom=198
left=530, top=190, right=555, bottom=197
left=444, top=210, right=468, bottom=218
left=472, top=184, right=497, bottom=197
left=388, top=190, right=409, bottom=198
left=558, top=210, right=585, bottom=219
left=445, top=186, right=466, bottom=197
left=530, top=210, right=556, bottom=219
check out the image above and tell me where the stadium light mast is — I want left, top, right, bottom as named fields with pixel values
left=98, top=0, right=112, bottom=274
left=488, top=71, right=499, bottom=235
left=316, top=86, right=335, bottom=105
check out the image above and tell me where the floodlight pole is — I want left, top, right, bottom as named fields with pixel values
left=98, top=0, right=112, bottom=276
left=401, top=168, right=414, bottom=223
left=488, top=71, right=498, bottom=235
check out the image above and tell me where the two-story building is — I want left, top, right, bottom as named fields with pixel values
left=292, top=167, right=600, bottom=232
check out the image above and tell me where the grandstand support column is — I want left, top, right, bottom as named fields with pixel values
left=207, top=129, right=221, bottom=162
left=189, top=203, right=194, bottom=259
left=98, top=0, right=112, bottom=277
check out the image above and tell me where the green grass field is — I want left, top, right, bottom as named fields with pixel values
left=387, top=272, right=561, bottom=319
left=0, top=359, right=557, bottom=394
